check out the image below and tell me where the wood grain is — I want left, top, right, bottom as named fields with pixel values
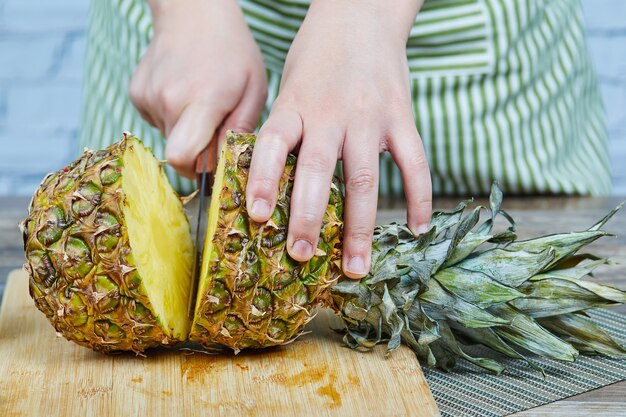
left=0, top=269, right=440, bottom=417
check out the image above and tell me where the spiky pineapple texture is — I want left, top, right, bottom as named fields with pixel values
left=329, top=186, right=626, bottom=374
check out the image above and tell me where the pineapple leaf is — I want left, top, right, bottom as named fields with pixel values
left=512, top=274, right=626, bottom=318
left=491, top=305, right=579, bottom=362
left=435, top=321, right=506, bottom=375
left=589, top=202, right=624, bottom=231
left=430, top=199, right=471, bottom=232
left=420, top=280, right=510, bottom=328
left=382, top=284, right=404, bottom=354
left=454, top=326, right=546, bottom=376
left=538, top=313, right=626, bottom=357
left=434, top=267, right=524, bottom=308
left=457, top=247, right=556, bottom=287
left=443, top=231, right=493, bottom=267
left=506, top=230, right=611, bottom=269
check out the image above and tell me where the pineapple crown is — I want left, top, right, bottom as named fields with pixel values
left=330, top=184, right=626, bottom=375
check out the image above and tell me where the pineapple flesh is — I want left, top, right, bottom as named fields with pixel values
left=22, top=134, right=193, bottom=352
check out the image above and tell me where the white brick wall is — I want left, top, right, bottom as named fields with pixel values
left=582, top=0, right=626, bottom=194
left=0, top=0, right=624, bottom=195
left=0, top=0, right=88, bottom=195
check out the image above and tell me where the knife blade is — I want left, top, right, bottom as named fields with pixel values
left=187, top=139, right=218, bottom=318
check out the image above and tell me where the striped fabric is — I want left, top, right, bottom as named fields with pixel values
left=80, top=0, right=611, bottom=197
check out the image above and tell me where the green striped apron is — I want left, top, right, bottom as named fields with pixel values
left=80, top=0, right=612, bottom=196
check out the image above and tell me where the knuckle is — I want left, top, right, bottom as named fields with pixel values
left=292, top=211, right=320, bottom=231
left=232, top=119, right=257, bottom=133
left=164, top=146, right=189, bottom=170
left=403, top=147, right=429, bottom=171
left=128, top=79, right=144, bottom=107
left=346, top=228, right=373, bottom=245
left=249, top=175, right=277, bottom=196
left=299, top=153, right=333, bottom=174
left=346, top=168, right=377, bottom=193
left=157, top=87, right=181, bottom=115
left=258, top=126, right=289, bottom=145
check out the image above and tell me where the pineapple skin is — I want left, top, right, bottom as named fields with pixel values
left=189, top=132, right=343, bottom=351
left=21, top=135, right=180, bottom=353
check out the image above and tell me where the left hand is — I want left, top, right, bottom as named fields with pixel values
left=245, top=0, right=431, bottom=278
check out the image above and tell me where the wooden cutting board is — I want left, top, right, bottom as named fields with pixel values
left=0, top=269, right=439, bottom=417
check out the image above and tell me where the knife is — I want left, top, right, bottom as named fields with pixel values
left=187, top=138, right=218, bottom=318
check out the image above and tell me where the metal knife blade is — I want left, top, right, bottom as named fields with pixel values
left=187, top=139, right=217, bottom=318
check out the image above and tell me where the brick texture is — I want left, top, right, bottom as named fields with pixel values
left=0, top=0, right=624, bottom=195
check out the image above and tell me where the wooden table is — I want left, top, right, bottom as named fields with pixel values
left=2, top=195, right=626, bottom=416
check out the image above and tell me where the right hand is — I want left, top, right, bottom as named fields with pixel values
left=129, top=0, right=267, bottom=178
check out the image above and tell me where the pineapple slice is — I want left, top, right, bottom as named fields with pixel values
left=122, top=139, right=194, bottom=341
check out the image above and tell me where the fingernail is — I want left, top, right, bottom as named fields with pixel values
left=346, top=256, right=367, bottom=276
left=291, top=240, right=314, bottom=259
left=250, top=199, right=271, bottom=219
left=416, top=224, right=429, bottom=235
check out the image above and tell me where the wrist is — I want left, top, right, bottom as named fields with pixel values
left=308, top=0, right=423, bottom=46
left=148, top=0, right=243, bottom=31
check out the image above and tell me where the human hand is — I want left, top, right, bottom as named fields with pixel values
left=129, top=0, right=267, bottom=178
left=245, top=0, right=431, bottom=278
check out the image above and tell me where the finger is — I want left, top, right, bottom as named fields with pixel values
left=246, top=107, right=302, bottom=222
left=341, top=130, right=379, bottom=278
left=389, top=123, right=432, bottom=235
left=218, top=73, right=268, bottom=148
left=128, top=75, right=161, bottom=130
left=166, top=102, right=228, bottom=178
left=287, top=126, right=341, bottom=262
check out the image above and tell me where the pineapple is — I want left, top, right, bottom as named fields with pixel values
left=21, top=133, right=194, bottom=353
left=22, top=131, right=626, bottom=374
left=189, top=133, right=343, bottom=351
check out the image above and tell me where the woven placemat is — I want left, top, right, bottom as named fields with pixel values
left=423, top=310, right=626, bottom=416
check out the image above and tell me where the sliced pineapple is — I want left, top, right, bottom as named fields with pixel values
left=22, top=134, right=193, bottom=352
left=189, top=132, right=343, bottom=351
left=122, top=138, right=194, bottom=340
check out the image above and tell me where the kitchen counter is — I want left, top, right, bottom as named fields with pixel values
left=2, top=194, right=625, bottom=416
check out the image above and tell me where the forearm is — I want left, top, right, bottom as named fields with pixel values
left=307, top=0, right=423, bottom=46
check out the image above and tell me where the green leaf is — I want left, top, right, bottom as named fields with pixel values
left=506, top=230, right=610, bottom=269
left=512, top=276, right=626, bottom=318
left=589, top=202, right=623, bottom=231
left=381, top=284, right=404, bottom=354
left=424, top=239, right=452, bottom=271
left=443, top=231, right=493, bottom=267
left=491, top=305, right=579, bottom=362
left=537, top=258, right=607, bottom=280
left=457, top=248, right=555, bottom=287
left=454, top=325, right=545, bottom=376
left=445, top=206, right=482, bottom=258
left=434, top=321, right=505, bottom=375
left=420, top=280, right=509, bottom=328
left=430, top=199, right=471, bottom=232
left=538, top=313, right=626, bottom=356
left=434, top=267, right=524, bottom=308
